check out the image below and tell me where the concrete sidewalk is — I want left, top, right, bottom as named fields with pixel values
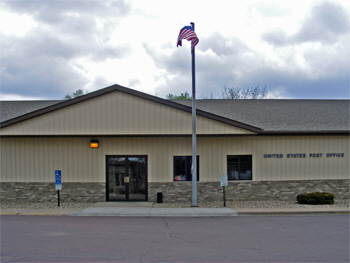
left=1, top=202, right=348, bottom=217
left=69, top=207, right=238, bottom=217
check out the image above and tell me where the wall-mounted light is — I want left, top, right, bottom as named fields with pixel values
left=90, top=139, right=99, bottom=148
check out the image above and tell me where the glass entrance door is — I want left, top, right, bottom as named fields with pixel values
left=106, top=156, right=147, bottom=201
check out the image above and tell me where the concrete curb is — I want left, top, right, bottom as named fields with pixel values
left=237, top=211, right=350, bottom=216
left=0, top=208, right=82, bottom=216
left=69, top=207, right=238, bottom=217
left=0, top=213, right=69, bottom=216
left=234, top=207, right=349, bottom=216
left=1, top=206, right=349, bottom=217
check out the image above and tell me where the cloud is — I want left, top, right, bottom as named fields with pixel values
left=199, top=32, right=250, bottom=58
left=2, top=1, right=131, bottom=24
left=148, top=32, right=271, bottom=98
left=1, top=1, right=348, bottom=101
left=128, top=78, right=141, bottom=87
left=254, top=1, right=350, bottom=99
left=149, top=25, right=349, bottom=100
left=261, top=28, right=290, bottom=46
left=248, top=2, right=292, bottom=18
left=1, top=36, right=88, bottom=99
left=262, top=1, right=350, bottom=46
left=295, top=1, right=350, bottom=43
left=0, top=1, right=132, bottom=99
left=239, top=66, right=349, bottom=99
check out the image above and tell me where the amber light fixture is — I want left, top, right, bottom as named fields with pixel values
left=90, top=140, right=99, bottom=148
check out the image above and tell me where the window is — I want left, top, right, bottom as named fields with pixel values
left=227, top=155, right=252, bottom=180
left=173, top=156, right=199, bottom=181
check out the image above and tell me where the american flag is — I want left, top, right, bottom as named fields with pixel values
left=177, top=26, right=199, bottom=51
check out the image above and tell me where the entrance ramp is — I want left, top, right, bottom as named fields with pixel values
left=89, top=202, right=153, bottom=208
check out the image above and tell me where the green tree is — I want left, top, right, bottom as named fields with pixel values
left=166, top=91, right=192, bottom=100
left=64, top=89, right=85, bottom=100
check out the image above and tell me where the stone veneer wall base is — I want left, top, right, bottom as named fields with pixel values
left=1, top=180, right=348, bottom=202
left=148, top=180, right=350, bottom=202
left=0, top=183, right=105, bottom=202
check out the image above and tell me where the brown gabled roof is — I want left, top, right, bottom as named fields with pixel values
left=0, top=84, right=262, bottom=133
left=175, top=99, right=350, bottom=134
left=1, top=84, right=349, bottom=134
left=0, top=100, right=62, bottom=122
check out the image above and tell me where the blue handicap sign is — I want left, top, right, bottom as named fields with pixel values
left=55, top=170, right=61, bottom=185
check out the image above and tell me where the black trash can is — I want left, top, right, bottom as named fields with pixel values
left=157, top=192, right=163, bottom=203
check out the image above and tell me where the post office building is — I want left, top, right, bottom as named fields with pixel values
left=1, top=85, right=349, bottom=202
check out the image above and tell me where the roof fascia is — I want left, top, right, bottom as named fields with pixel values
left=260, top=130, right=350, bottom=136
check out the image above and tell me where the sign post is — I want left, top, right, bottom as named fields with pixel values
left=55, top=170, right=62, bottom=207
left=220, top=175, right=228, bottom=207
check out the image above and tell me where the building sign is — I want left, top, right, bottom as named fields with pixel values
left=264, top=153, right=345, bottom=159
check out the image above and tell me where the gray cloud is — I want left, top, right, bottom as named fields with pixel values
left=149, top=28, right=349, bottom=99
left=1, top=1, right=348, bottom=100
left=262, top=1, right=350, bottom=46
left=261, top=28, right=289, bottom=47
left=2, top=1, right=130, bottom=45
left=143, top=42, right=191, bottom=75
left=294, top=1, right=350, bottom=44
left=1, top=0, right=132, bottom=99
left=89, top=75, right=112, bottom=91
left=199, top=32, right=249, bottom=57
left=2, top=1, right=131, bottom=24
left=238, top=65, right=349, bottom=99
left=149, top=32, right=267, bottom=98
left=1, top=51, right=88, bottom=99
left=145, top=32, right=252, bottom=78
left=128, top=78, right=141, bottom=88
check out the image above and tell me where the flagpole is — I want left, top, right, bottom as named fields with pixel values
left=190, top=22, right=197, bottom=207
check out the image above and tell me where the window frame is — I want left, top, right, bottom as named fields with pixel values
left=227, top=155, right=252, bottom=181
left=173, top=155, right=199, bottom=182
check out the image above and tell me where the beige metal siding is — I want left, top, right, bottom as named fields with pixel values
left=0, top=91, right=255, bottom=136
left=1, top=135, right=349, bottom=183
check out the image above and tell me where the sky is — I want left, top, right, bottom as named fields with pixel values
left=0, top=0, right=349, bottom=100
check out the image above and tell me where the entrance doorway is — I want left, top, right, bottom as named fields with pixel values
left=106, top=156, right=147, bottom=201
